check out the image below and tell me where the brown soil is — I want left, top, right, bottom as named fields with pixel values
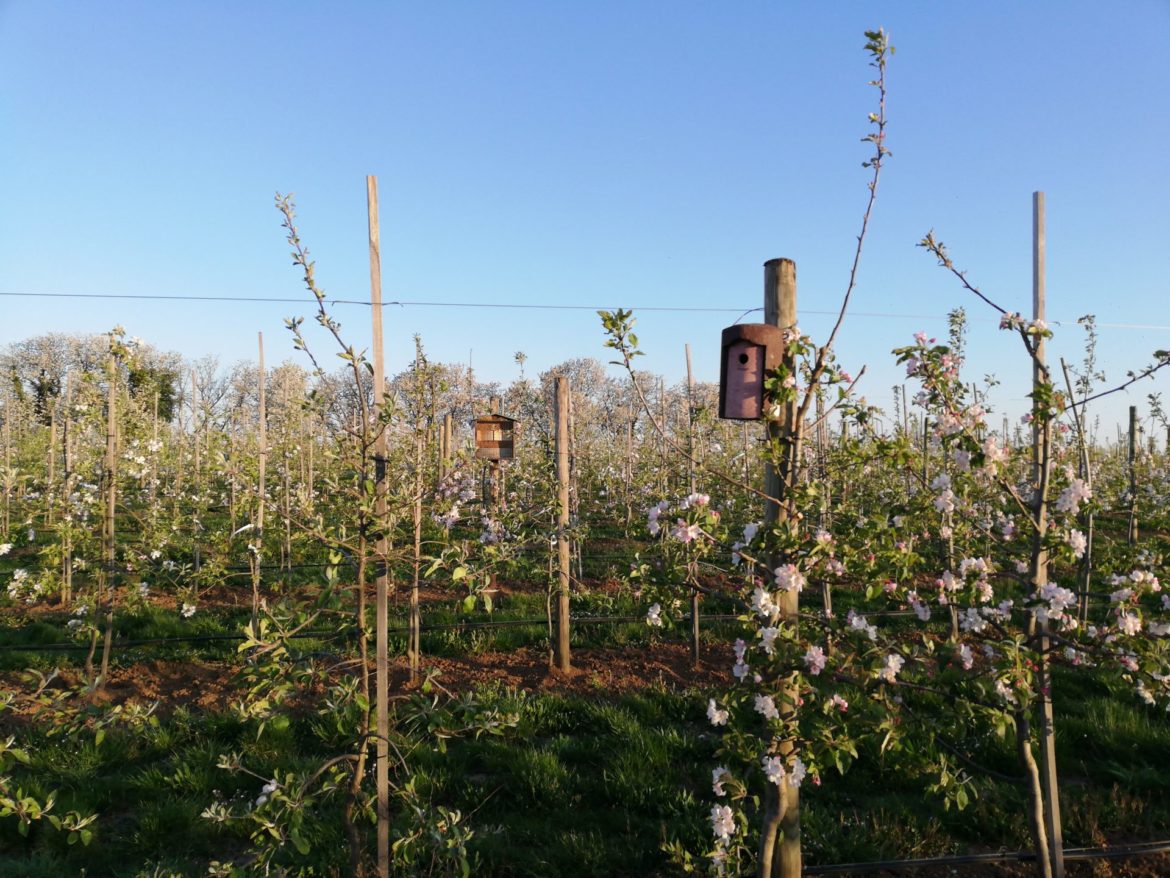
left=1, top=642, right=735, bottom=720
left=388, top=640, right=734, bottom=696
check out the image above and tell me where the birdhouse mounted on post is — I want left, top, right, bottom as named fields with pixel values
left=474, top=414, right=517, bottom=460
left=718, top=324, right=787, bottom=420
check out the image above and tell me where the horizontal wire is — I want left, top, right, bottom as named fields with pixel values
left=3, top=290, right=1168, bottom=329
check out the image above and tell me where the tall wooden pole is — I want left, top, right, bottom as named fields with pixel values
left=2, top=398, right=10, bottom=539
left=61, top=373, right=74, bottom=607
left=439, top=412, right=452, bottom=484
left=97, top=350, right=118, bottom=690
left=758, top=258, right=799, bottom=878
left=252, top=333, right=267, bottom=631
left=1127, top=405, right=1138, bottom=544
left=191, top=369, right=200, bottom=480
left=684, top=344, right=701, bottom=665
left=1033, top=191, right=1064, bottom=878
left=367, top=175, right=392, bottom=878
left=555, top=375, right=572, bottom=673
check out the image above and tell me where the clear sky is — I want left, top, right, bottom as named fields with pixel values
left=2, top=1, right=1168, bottom=435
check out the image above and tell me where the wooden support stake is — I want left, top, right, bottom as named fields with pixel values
left=2, top=397, right=10, bottom=540
left=97, top=350, right=118, bottom=691
left=1033, top=191, right=1065, bottom=878
left=1127, top=405, right=1138, bottom=544
left=758, top=258, right=800, bottom=878
left=61, top=373, right=73, bottom=607
left=368, top=175, right=392, bottom=878
left=555, top=375, right=572, bottom=673
left=252, top=333, right=267, bottom=632
left=685, top=344, right=701, bottom=666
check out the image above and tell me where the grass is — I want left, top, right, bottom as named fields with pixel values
left=3, top=665, right=1169, bottom=877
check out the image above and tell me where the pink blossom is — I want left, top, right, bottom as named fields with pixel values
left=803, top=645, right=827, bottom=675
left=774, top=564, right=806, bottom=593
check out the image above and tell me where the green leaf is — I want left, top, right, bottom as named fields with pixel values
left=291, top=829, right=311, bottom=855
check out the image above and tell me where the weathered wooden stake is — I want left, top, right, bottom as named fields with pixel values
left=2, top=397, right=10, bottom=539
left=61, top=373, right=74, bottom=607
left=367, top=175, right=392, bottom=878
left=252, top=333, right=267, bottom=632
left=1033, top=191, right=1064, bottom=878
left=685, top=343, right=702, bottom=666
left=758, top=258, right=800, bottom=878
left=1127, top=405, right=1138, bottom=545
left=97, top=350, right=118, bottom=691
left=555, top=375, right=572, bottom=673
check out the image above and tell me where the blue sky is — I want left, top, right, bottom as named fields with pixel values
left=2, top=1, right=1168, bottom=433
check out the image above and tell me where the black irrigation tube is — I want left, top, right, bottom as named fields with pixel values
left=0, top=613, right=748, bottom=653
left=804, top=839, right=1170, bottom=875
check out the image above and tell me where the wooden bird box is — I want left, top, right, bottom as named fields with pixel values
left=718, top=324, right=787, bottom=420
left=474, top=414, right=517, bottom=460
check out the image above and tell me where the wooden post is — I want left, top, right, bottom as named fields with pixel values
left=190, top=369, right=200, bottom=480
left=252, top=332, right=267, bottom=632
left=685, top=344, right=701, bottom=666
left=367, top=176, right=392, bottom=878
left=1033, top=191, right=1064, bottom=878
left=2, top=397, right=10, bottom=540
left=1127, top=405, right=1138, bottom=544
left=97, top=349, right=118, bottom=691
left=624, top=406, right=634, bottom=531
left=228, top=414, right=238, bottom=533
left=439, top=412, right=452, bottom=484
left=658, top=377, right=667, bottom=495
left=409, top=343, right=424, bottom=674
left=921, top=417, right=930, bottom=487
left=61, top=373, right=73, bottom=607
left=281, top=380, right=292, bottom=573
left=46, top=407, right=56, bottom=527
left=149, top=391, right=160, bottom=507
left=758, top=258, right=800, bottom=878
left=555, top=375, right=572, bottom=673
left=487, top=396, right=502, bottom=509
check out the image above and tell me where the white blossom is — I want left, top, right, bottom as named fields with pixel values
left=877, top=653, right=904, bottom=684
left=712, top=766, right=731, bottom=796
left=710, top=804, right=736, bottom=842
left=754, top=694, right=780, bottom=721
left=761, top=755, right=785, bottom=785
left=707, top=699, right=729, bottom=727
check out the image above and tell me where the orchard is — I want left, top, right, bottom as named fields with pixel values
left=4, top=29, right=1170, bottom=878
